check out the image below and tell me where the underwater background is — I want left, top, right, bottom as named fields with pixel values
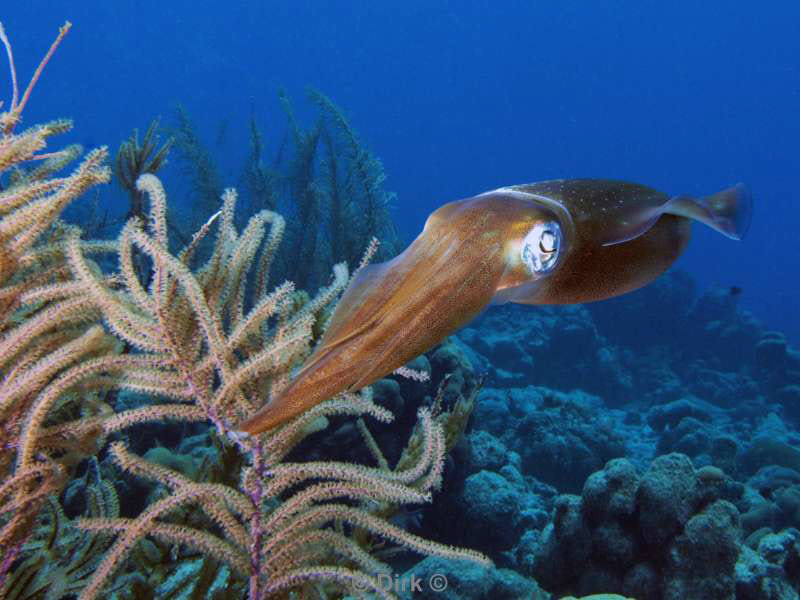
left=2, top=2, right=800, bottom=599
left=5, top=0, right=800, bottom=342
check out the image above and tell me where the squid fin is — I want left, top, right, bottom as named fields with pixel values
left=665, top=183, right=752, bottom=240
left=602, top=183, right=752, bottom=247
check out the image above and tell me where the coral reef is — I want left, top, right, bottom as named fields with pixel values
left=526, top=455, right=741, bottom=599
left=423, top=235, right=800, bottom=597
left=0, top=23, right=488, bottom=599
left=5, top=17, right=800, bottom=600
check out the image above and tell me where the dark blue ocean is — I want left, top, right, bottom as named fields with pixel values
left=5, top=1, right=799, bottom=341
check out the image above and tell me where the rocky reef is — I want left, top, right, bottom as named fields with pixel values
left=385, top=271, right=800, bottom=599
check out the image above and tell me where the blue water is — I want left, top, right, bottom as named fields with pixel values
left=4, top=1, right=800, bottom=340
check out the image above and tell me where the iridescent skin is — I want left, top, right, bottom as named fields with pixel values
left=239, top=179, right=749, bottom=434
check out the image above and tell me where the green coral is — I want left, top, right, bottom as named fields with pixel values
left=172, top=88, right=401, bottom=294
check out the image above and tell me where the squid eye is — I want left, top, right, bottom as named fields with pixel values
left=521, top=221, right=562, bottom=275
left=539, top=230, right=557, bottom=253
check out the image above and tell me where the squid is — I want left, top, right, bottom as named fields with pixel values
left=240, top=179, right=751, bottom=434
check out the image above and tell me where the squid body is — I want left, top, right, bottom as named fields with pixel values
left=240, top=179, right=752, bottom=434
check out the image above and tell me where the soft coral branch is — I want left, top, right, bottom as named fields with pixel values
left=0, top=20, right=71, bottom=133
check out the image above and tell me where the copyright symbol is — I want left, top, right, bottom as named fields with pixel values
left=428, top=573, right=448, bottom=592
left=353, top=576, right=370, bottom=592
